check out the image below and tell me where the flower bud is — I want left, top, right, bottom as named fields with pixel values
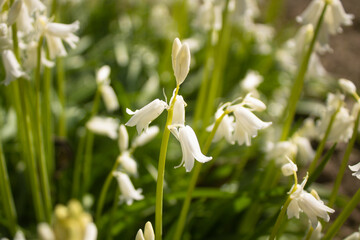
left=172, top=95, right=187, bottom=125
left=96, top=65, right=111, bottom=85
left=144, top=221, right=155, bottom=240
left=281, top=157, right=298, bottom=176
left=7, top=0, right=22, bottom=26
left=339, top=78, right=356, bottom=95
left=101, top=85, right=119, bottom=112
left=172, top=38, right=190, bottom=86
left=118, top=125, right=129, bottom=152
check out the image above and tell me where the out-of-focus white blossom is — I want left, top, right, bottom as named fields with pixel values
left=2, top=49, right=27, bottom=85
left=207, top=107, right=234, bottom=144
left=118, top=124, right=129, bottom=152
left=0, top=24, right=12, bottom=51
left=292, top=135, right=315, bottom=164
left=281, top=157, right=298, bottom=176
left=113, top=171, right=144, bottom=205
left=309, top=222, right=323, bottom=240
left=101, top=85, right=119, bottom=112
left=240, top=71, right=263, bottom=97
left=23, top=41, right=54, bottom=70
left=172, top=38, right=190, bottom=86
left=266, top=141, right=298, bottom=164
left=287, top=175, right=335, bottom=228
left=96, top=65, right=111, bottom=85
left=243, top=94, right=267, bottom=112
left=126, top=99, right=168, bottom=134
left=170, top=125, right=212, bottom=172
left=117, top=151, right=137, bottom=176
left=343, top=227, right=360, bottom=240
left=339, top=78, right=356, bottom=96
left=131, top=126, right=159, bottom=148
left=86, top=116, right=119, bottom=139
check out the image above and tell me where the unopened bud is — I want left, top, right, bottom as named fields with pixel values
left=339, top=78, right=356, bottom=95
left=172, top=38, right=190, bottom=86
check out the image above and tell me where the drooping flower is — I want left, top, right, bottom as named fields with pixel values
left=287, top=175, right=335, bottom=228
left=172, top=38, right=191, bottom=86
left=117, top=151, right=138, bottom=176
left=0, top=24, right=12, bottom=51
left=240, top=71, right=263, bottom=97
left=206, top=107, right=234, bottom=144
left=135, top=221, right=155, bottom=240
left=339, top=78, right=357, bottom=96
left=228, top=105, right=271, bottom=146
left=113, top=171, right=144, bottom=205
left=171, top=95, right=187, bottom=126
left=36, top=15, right=80, bottom=59
left=118, top=124, right=129, bottom=152
left=95, top=65, right=119, bottom=112
left=281, top=157, right=298, bottom=176
left=1, top=49, right=27, bottom=85
left=171, top=125, right=212, bottom=172
left=292, top=135, right=315, bottom=164
left=349, top=162, right=360, bottom=180
left=86, top=116, right=119, bottom=139
left=126, top=99, right=168, bottom=134
left=131, top=126, right=159, bottom=149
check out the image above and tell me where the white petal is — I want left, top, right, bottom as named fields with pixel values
left=83, top=222, right=97, bottom=240
left=101, top=85, right=119, bottom=112
left=135, top=230, right=145, bottom=240
left=118, top=124, right=129, bottom=152
left=144, top=221, right=155, bottom=240
left=349, top=162, right=360, bottom=172
left=174, top=43, right=191, bottom=85
left=46, top=21, right=80, bottom=39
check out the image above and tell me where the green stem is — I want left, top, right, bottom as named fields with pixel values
left=323, top=188, right=360, bottom=240
left=173, top=111, right=228, bottom=240
left=0, top=134, right=17, bottom=235
left=308, top=105, right=340, bottom=174
left=96, top=159, right=120, bottom=223
left=155, top=85, right=179, bottom=240
left=57, top=57, right=66, bottom=137
left=82, top=88, right=101, bottom=196
left=328, top=110, right=360, bottom=208
left=34, top=36, right=52, bottom=222
left=269, top=197, right=291, bottom=240
left=280, top=2, right=328, bottom=141
left=304, top=227, right=314, bottom=240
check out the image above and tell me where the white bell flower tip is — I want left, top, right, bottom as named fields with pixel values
left=135, top=229, right=145, bottom=240
left=177, top=125, right=212, bottom=172
left=101, top=85, right=119, bottom=112
left=125, top=99, right=168, bottom=134
left=14, top=230, right=26, bottom=240
left=114, top=171, right=144, bottom=205
left=174, top=43, right=191, bottom=86
left=339, top=78, right=356, bottom=95
left=287, top=199, right=301, bottom=219
left=84, top=222, right=98, bottom=240
left=243, top=94, right=267, bottom=112
left=96, top=65, right=111, bottom=85
left=118, top=124, right=129, bottom=152
left=281, top=157, right=297, bottom=176
left=37, top=222, right=55, bottom=240
left=349, top=162, right=360, bottom=172
left=172, top=95, right=187, bottom=126
left=241, top=71, right=263, bottom=91
left=24, top=0, right=46, bottom=13
left=131, top=126, right=159, bottom=148
left=144, top=221, right=155, bottom=240
left=7, top=0, right=22, bottom=26
left=172, top=38, right=182, bottom=72
left=46, top=35, right=67, bottom=59
left=118, top=152, right=138, bottom=176
left=46, top=20, right=80, bottom=39
left=2, top=50, right=27, bottom=85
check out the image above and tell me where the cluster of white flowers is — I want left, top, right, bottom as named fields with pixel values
left=0, top=0, right=81, bottom=85
left=126, top=38, right=212, bottom=172
left=208, top=93, right=271, bottom=147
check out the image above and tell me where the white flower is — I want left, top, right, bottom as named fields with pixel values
left=206, top=107, right=234, bottom=144
left=0, top=24, right=12, bottom=51
left=2, top=50, right=27, bottom=85
left=344, top=229, right=360, bottom=240
left=296, top=0, right=354, bottom=52
left=172, top=38, right=190, bottom=86
left=131, top=126, right=159, bottom=149
left=281, top=157, right=298, bottom=176
left=96, top=65, right=111, bottom=85
left=117, top=151, right=137, bottom=176
left=100, top=85, right=119, bottom=112
left=86, top=116, right=119, bottom=139
left=266, top=141, right=298, bottom=164
left=292, top=135, right=315, bottom=164
left=171, top=95, right=187, bottom=126
left=14, top=231, right=26, bottom=240
left=23, top=41, right=54, bottom=70
left=171, top=125, right=212, bottom=172
left=113, top=171, right=144, bottom=205
left=228, top=105, right=271, bottom=146
left=349, top=162, right=360, bottom=180
left=243, top=94, right=267, bottom=112
left=339, top=78, right=356, bottom=96
left=287, top=175, right=335, bottom=228
left=118, top=124, right=129, bottom=152
left=83, top=223, right=97, bottom=240
left=37, top=16, right=80, bottom=59
left=135, top=221, right=155, bottom=240
left=37, top=223, right=55, bottom=240
left=309, top=222, right=323, bottom=240
left=240, top=71, right=263, bottom=96
left=126, top=99, right=168, bottom=134
left=23, top=0, right=46, bottom=14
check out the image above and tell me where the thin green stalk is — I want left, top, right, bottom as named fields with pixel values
left=155, top=85, right=179, bottom=240
left=173, top=110, right=228, bottom=240
left=323, top=188, right=360, bottom=240
left=308, top=105, right=340, bottom=174
left=328, top=110, right=360, bottom=208
left=96, top=160, right=120, bottom=223
left=57, top=57, right=66, bottom=137
left=280, top=2, right=328, bottom=141
left=82, top=88, right=101, bottom=195
left=0, top=134, right=17, bottom=235
left=34, top=36, right=52, bottom=222
left=265, top=0, right=284, bottom=23
left=304, top=227, right=314, bottom=240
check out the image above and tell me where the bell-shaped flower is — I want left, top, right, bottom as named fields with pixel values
left=96, top=65, right=111, bottom=85
left=23, top=41, right=54, bottom=70
left=0, top=24, right=12, bottom=51
left=240, top=71, right=263, bottom=97
left=171, top=95, right=187, bottom=126
left=118, top=124, right=129, bottom=152
left=126, top=99, right=168, bottom=134
left=132, top=126, right=159, bottom=149
left=37, top=15, right=80, bottom=59
left=172, top=38, right=190, bottom=86
left=206, top=107, right=234, bottom=144
left=349, top=162, right=360, bottom=180
left=287, top=174, right=335, bottom=228
left=292, top=135, right=315, bottom=164
left=86, top=116, right=119, bottom=139
left=101, top=85, right=119, bottom=112
left=296, top=0, right=354, bottom=52
left=266, top=141, right=298, bottom=164
left=113, top=171, right=144, bottom=205
left=135, top=221, right=155, bottom=240
left=24, top=0, right=46, bottom=14
left=117, top=151, right=138, bottom=176
left=171, top=125, right=212, bottom=172
left=2, top=50, right=27, bottom=85
left=339, top=78, right=356, bottom=96
left=281, top=157, right=298, bottom=176
left=228, top=105, right=271, bottom=146
left=243, top=94, right=267, bottom=112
